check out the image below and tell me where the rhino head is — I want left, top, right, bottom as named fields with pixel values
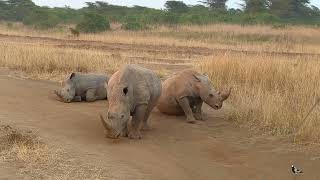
left=54, top=73, right=76, bottom=103
left=193, top=74, right=231, bottom=110
left=100, top=85, right=132, bottom=139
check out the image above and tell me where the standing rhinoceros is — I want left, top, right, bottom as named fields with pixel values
left=100, top=64, right=162, bottom=139
left=54, top=72, right=109, bottom=103
left=157, top=69, right=231, bottom=123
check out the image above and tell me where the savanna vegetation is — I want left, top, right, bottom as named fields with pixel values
left=0, top=0, right=319, bottom=32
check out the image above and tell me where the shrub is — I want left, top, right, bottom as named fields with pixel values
left=122, top=22, right=146, bottom=30
left=76, top=13, right=110, bottom=33
left=23, top=9, right=59, bottom=29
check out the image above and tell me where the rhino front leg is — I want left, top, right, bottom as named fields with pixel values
left=178, top=97, right=196, bottom=124
left=142, top=107, right=152, bottom=131
left=129, top=105, right=147, bottom=139
left=73, top=96, right=82, bottom=102
left=85, top=89, right=97, bottom=102
left=193, top=101, right=203, bottom=121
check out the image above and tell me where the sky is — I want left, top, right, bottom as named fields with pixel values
left=33, top=0, right=320, bottom=9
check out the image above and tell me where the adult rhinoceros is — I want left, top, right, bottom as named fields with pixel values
left=157, top=69, right=231, bottom=123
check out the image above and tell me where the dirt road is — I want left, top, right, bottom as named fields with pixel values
left=0, top=69, right=319, bottom=180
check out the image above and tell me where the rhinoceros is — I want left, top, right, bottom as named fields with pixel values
left=157, top=69, right=231, bottom=123
left=54, top=72, right=109, bottom=103
left=100, top=64, right=162, bottom=139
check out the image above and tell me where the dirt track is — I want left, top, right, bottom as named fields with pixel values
left=0, top=70, right=320, bottom=179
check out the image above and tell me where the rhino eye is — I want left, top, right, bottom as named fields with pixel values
left=123, top=87, right=128, bottom=95
left=67, top=89, right=70, bottom=92
left=209, top=94, right=214, bottom=98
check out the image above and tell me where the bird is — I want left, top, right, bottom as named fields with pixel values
left=291, top=165, right=303, bottom=175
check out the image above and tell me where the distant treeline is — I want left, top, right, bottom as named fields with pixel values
left=0, top=0, right=319, bottom=31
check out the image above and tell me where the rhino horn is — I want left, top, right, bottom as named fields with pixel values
left=221, top=88, right=232, bottom=101
left=100, top=114, right=112, bottom=131
left=54, top=90, right=62, bottom=98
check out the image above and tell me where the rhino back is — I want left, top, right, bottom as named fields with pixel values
left=108, top=65, right=161, bottom=108
left=72, top=73, right=108, bottom=96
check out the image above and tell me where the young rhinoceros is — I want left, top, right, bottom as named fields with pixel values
left=157, top=70, right=231, bottom=123
left=54, top=72, right=109, bottom=103
left=100, top=64, right=162, bottom=139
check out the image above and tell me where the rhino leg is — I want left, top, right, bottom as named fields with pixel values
left=73, top=96, right=82, bottom=102
left=178, top=97, right=196, bottom=124
left=129, top=105, right=147, bottom=139
left=85, top=89, right=97, bottom=102
left=193, top=101, right=203, bottom=121
left=141, top=106, right=152, bottom=131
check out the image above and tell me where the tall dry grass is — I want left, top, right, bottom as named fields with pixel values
left=197, top=53, right=320, bottom=142
left=0, top=43, right=133, bottom=81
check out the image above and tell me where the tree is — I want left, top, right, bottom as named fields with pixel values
left=164, top=1, right=189, bottom=13
left=242, top=0, right=270, bottom=14
left=76, top=12, right=110, bottom=33
left=200, top=0, right=227, bottom=10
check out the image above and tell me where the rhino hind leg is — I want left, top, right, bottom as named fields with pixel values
left=85, top=89, right=97, bottom=102
left=129, top=105, right=147, bottom=139
left=178, top=97, right=196, bottom=124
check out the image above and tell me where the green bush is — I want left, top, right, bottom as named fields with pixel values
left=76, top=13, right=110, bottom=33
left=23, top=9, right=59, bottom=29
left=122, top=22, right=146, bottom=30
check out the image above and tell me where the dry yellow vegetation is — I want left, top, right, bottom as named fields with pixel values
left=0, top=22, right=319, bottom=142
left=197, top=53, right=320, bottom=142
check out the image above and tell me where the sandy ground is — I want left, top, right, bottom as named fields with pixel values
left=0, top=69, right=320, bottom=180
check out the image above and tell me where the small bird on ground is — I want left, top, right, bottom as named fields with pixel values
left=291, top=165, right=303, bottom=175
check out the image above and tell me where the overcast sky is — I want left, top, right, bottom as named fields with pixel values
left=32, top=0, right=320, bottom=9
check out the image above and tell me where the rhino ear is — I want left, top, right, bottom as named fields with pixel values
left=193, top=74, right=202, bottom=82
left=69, top=73, right=76, bottom=80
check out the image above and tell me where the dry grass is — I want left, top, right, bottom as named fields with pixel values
left=0, top=125, right=112, bottom=179
left=197, top=53, right=320, bottom=142
left=0, top=42, right=135, bottom=81
left=1, top=22, right=320, bottom=54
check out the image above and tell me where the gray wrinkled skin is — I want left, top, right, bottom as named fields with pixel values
left=54, top=72, right=109, bottom=103
left=100, top=64, right=162, bottom=140
left=157, top=69, right=231, bottom=123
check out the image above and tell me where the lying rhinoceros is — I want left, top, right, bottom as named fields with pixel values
left=100, top=64, right=162, bottom=139
left=54, top=72, right=109, bottom=103
left=157, top=69, right=231, bottom=123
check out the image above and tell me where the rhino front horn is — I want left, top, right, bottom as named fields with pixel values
left=221, top=88, right=232, bottom=101
left=100, top=114, right=112, bottom=131
left=54, top=90, right=62, bottom=98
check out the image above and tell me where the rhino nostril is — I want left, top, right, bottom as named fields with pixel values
left=121, top=115, right=124, bottom=119
left=215, top=104, right=220, bottom=109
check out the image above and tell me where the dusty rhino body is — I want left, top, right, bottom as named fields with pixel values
left=157, top=69, right=231, bottom=123
left=100, top=64, right=162, bottom=139
left=54, top=72, right=109, bottom=103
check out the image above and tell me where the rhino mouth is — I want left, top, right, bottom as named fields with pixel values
left=100, top=115, right=121, bottom=139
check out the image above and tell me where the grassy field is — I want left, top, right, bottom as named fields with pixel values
left=0, top=22, right=319, bottom=143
